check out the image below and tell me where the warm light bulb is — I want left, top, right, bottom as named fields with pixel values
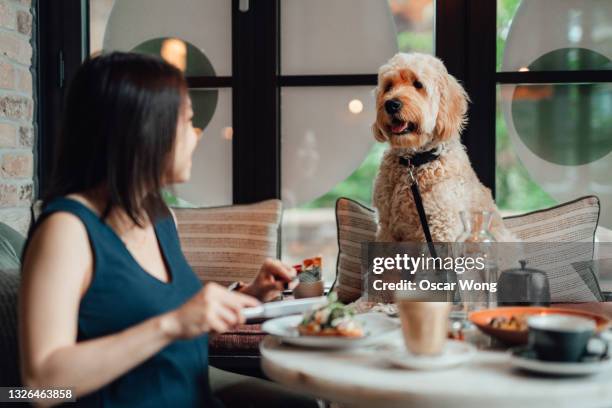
left=348, top=99, right=363, bottom=114
left=160, top=38, right=187, bottom=72
left=518, top=67, right=530, bottom=72
left=222, top=127, right=233, bottom=140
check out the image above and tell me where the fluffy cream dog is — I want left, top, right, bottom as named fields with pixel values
left=372, top=53, right=514, bottom=242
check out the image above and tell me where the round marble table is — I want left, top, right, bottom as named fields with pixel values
left=260, top=334, right=612, bottom=408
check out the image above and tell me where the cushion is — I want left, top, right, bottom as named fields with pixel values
left=173, top=200, right=282, bottom=287
left=504, top=196, right=602, bottom=302
left=503, top=196, right=600, bottom=242
left=334, top=198, right=377, bottom=303
left=334, top=196, right=601, bottom=304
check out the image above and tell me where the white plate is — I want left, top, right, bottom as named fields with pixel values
left=262, top=313, right=400, bottom=348
left=509, top=348, right=612, bottom=376
left=382, top=340, right=476, bottom=370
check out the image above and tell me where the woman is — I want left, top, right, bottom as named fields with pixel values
left=19, top=52, right=316, bottom=407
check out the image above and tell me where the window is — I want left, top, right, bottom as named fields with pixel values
left=39, top=1, right=611, bottom=282
left=89, top=0, right=233, bottom=207
left=495, top=0, right=612, bottom=229
left=281, top=1, right=434, bottom=280
left=86, top=0, right=435, bottom=281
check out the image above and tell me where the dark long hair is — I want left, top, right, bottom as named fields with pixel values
left=44, top=52, right=187, bottom=226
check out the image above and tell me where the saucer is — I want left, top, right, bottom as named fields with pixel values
left=509, top=346, right=612, bottom=376
left=382, top=340, right=476, bottom=370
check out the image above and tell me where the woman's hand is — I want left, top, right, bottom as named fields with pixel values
left=241, top=258, right=297, bottom=302
left=161, top=283, right=260, bottom=340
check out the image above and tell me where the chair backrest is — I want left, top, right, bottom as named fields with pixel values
left=0, top=269, right=21, bottom=386
left=0, top=223, right=25, bottom=386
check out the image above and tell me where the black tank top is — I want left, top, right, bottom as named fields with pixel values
left=31, top=197, right=220, bottom=407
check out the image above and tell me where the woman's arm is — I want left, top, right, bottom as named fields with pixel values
left=19, top=212, right=258, bottom=401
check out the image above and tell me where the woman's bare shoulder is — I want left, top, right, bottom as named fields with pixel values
left=36, top=209, right=88, bottom=234
left=26, top=203, right=93, bottom=265
left=34, top=193, right=103, bottom=242
left=27, top=210, right=90, bottom=257
left=22, top=209, right=94, bottom=295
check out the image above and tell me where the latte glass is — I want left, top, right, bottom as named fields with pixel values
left=397, top=299, right=451, bottom=355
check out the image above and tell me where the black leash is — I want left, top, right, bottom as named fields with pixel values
left=398, top=150, right=439, bottom=258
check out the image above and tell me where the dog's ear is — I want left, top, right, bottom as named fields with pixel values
left=372, top=122, right=387, bottom=142
left=434, top=72, right=469, bottom=141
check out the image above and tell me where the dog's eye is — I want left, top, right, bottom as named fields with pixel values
left=413, top=80, right=423, bottom=89
left=383, top=83, right=393, bottom=93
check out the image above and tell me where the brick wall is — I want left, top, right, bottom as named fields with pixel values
left=0, top=0, right=33, bottom=236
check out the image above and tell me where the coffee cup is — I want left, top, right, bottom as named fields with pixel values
left=527, top=314, right=608, bottom=362
left=396, top=298, right=451, bottom=355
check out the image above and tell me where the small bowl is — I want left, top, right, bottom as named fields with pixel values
left=469, top=306, right=611, bottom=345
left=293, top=280, right=325, bottom=299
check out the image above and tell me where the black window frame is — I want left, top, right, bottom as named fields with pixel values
left=37, top=0, right=89, bottom=194
left=37, top=0, right=612, bottom=204
left=436, top=0, right=497, bottom=193
left=37, top=0, right=407, bottom=203
left=438, top=0, right=612, bottom=198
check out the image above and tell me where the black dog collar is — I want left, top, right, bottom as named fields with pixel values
left=397, top=148, right=440, bottom=168
left=396, top=147, right=440, bottom=257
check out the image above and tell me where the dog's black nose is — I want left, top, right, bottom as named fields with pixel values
left=384, top=99, right=402, bottom=114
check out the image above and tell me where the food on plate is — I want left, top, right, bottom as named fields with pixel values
left=488, top=314, right=528, bottom=331
left=298, top=294, right=364, bottom=338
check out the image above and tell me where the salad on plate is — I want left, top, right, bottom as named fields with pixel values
left=297, top=294, right=364, bottom=338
